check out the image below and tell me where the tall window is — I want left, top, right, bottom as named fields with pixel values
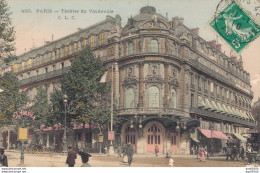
left=90, top=36, right=94, bottom=47
left=128, top=42, right=134, bottom=55
left=126, top=87, right=135, bottom=108
left=148, top=86, right=160, bottom=108
left=171, top=89, right=177, bottom=108
left=99, top=33, right=104, bottom=45
left=149, top=40, right=159, bottom=53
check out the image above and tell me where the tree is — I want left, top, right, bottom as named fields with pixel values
left=0, top=72, right=27, bottom=125
left=0, top=0, right=15, bottom=62
left=50, top=46, right=120, bottom=149
left=31, top=87, right=51, bottom=126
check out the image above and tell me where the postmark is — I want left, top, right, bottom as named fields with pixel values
left=210, top=0, right=260, bottom=53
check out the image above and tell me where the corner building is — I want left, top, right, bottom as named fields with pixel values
left=0, top=6, right=255, bottom=154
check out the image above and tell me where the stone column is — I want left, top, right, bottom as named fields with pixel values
left=139, top=62, right=144, bottom=108
left=164, top=64, right=169, bottom=108
left=119, top=67, right=124, bottom=109
left=180, top=65, right=191, bottom=117
left=46, top=133, right=50, bottom=148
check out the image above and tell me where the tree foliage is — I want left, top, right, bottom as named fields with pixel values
left=0, top=72, right=27, bottom=125
left=50, top=46, right=120, bottom=132
left=0, top=0, right=15, bottom=62
left=31, top=87, right=51, bottom=126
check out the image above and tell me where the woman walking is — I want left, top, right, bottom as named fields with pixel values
left=199, top=146, right=206, bottom=162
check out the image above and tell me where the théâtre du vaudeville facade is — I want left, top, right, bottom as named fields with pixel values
left=0, top=6, right=255, bottom=154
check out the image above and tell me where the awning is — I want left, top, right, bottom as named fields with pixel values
left=216, top=102, right=225, bottom=114
left=199, top=129, right=228, bottom=140
left=191, top=133, right=200, bottom=143
left=205, top=98, right=214, bottom=111
left=211, top=101, right=220, bottom=112
left=198, top=96, right=206, bottom=108
left=233, top=133, right=247, bottom=143
left=222, top=104, right=230, bottom=115
left=213, top=131, right=228, bottom=140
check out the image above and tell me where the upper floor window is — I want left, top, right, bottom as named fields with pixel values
left=126, top=87, right=135, bottom=108
left=128, top=42, right=134, bottom=55
left=99, top=33, right=104, bottom=45
left=149, top=40, right=159, bottom=53
left=148, top=86, right=159, bottom=108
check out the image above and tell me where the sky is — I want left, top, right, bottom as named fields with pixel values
left=6, top=0, right=260, bottom=103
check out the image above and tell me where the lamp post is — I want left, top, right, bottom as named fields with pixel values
left=62, top=94, right=68, bottom=153
left=210, top=122, right=214, bottom=156
left=109, top=64, right=115, bottom=155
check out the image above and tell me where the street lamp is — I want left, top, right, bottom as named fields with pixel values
left=62, top=94, right=68, bottom=153
left=210, top=122, right=214, bottom=157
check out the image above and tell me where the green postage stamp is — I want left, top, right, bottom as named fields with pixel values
left=210, top=0, right=260, bottom=53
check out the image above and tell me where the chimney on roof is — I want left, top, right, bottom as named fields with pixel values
left=172, top=17, right=183, bottom=27
left=191, top=28, right=199, bottom=35
left=231, top=56, right=237, bottom=63
left=239, top=55, right=243, bottom=68
left=208, top=40, right=216, bottom=47
left=216, top=44, right=222, bottom=51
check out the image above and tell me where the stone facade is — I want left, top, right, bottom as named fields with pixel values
left=0, top=6, right=255, bottom=154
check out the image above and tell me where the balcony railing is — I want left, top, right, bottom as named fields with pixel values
left=118, top=107, right=185, bottom=116
left=122, top=47, right=179, bottom=58
left=191, top=107, right=255, bottom=127
left=19, top=66, right=70, bottom=86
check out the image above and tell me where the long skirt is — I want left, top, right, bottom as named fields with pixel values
left=123, top=155, right=128, bottom=163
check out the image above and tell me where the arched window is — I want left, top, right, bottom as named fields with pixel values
left=149, top=40, right=159, bottom=53
left=148, top=86, right=159, bottom=108
left=126, top=87, right=135, bottom=108
left=172, top=43, right=176, bottom=55
left=170, top=89, right=177, bottom=108
left=128, top=42, right=134, bottom=55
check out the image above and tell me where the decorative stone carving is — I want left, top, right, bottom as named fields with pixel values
left=123, top=76, right=138, bottom=86
left=169, top=78, right=179, bottom=88
left=145, top=75, right=164, bottom=84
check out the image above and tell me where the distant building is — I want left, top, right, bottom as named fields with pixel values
left=250, top=98, right=260, bottom=151
left=0, top=6, right=255, bottom=154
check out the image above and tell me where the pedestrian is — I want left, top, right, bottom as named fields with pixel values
left=118, top=145, right=122, bottom=158
left=155, top=145, right=159, bottom=157
left=104, top=145, right=108, bottom=154
left=66, top=146, right=77, bottom=167
left=126, top=143, right=134, bottom=166
left=169, top=157, right=174, bottom=167
left=199, top=146, right=206, bottom=162
left=246, top=144, right=253, bottom=153
left=232, top=146, right=239, bottom=161
left=240, top=146, right=245, bottom=160
left=0, top=148, right=8, bottom=167
left=196, top=145, right=200, bottom=159
left=226, top=147, right=232, bottom=161
left=78, top=150, right=92, bottom=167
left=205, top=146, right=209, bottom=159
left=122, top=144, right=128, bottom=163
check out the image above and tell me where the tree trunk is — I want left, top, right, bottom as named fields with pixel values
left=82, top=121, right=86, bottom=151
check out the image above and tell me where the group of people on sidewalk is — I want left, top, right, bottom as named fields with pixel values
left=65, top=146, right=92, bottom=167
left=118, top=143, right=134, bottom=166
left=226, top=144, right=253, bottom=161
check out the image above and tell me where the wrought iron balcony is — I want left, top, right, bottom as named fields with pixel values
left=118, top=107, right=186, bottom=117
left=190, top=107, right=255, bottom=128
left=19, top=67, right=70, bottom=86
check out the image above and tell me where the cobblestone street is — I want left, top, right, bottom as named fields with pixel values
left=5, top=151, right=253, bottom=167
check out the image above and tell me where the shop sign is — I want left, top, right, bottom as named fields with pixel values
left=108, top=131, right=114, bottom=141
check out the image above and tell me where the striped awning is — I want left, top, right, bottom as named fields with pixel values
left=233, top=133, right=247, bottom=143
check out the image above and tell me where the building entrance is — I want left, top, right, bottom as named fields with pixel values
left=146, top=124, right=162, bottom=153
left=125, top=126, right=137, bottom=152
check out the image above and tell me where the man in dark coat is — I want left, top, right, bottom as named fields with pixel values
left=126, top=143, right=134, bottom=166
left=66, top=146, right=77, bottom=167
left=226, top=147, right=232, bottom=161
left=239, top=146, right=245, bottom=160
left=155, top=145, right=159, bottom=157
left=78, top=151, right=91, bottom=167
left=232, top=146, right=239, bottom=161
left=0, top=148, right=8, bottom=167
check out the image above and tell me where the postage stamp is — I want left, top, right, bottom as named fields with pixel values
left=210, top=0, right=260, bottom=53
